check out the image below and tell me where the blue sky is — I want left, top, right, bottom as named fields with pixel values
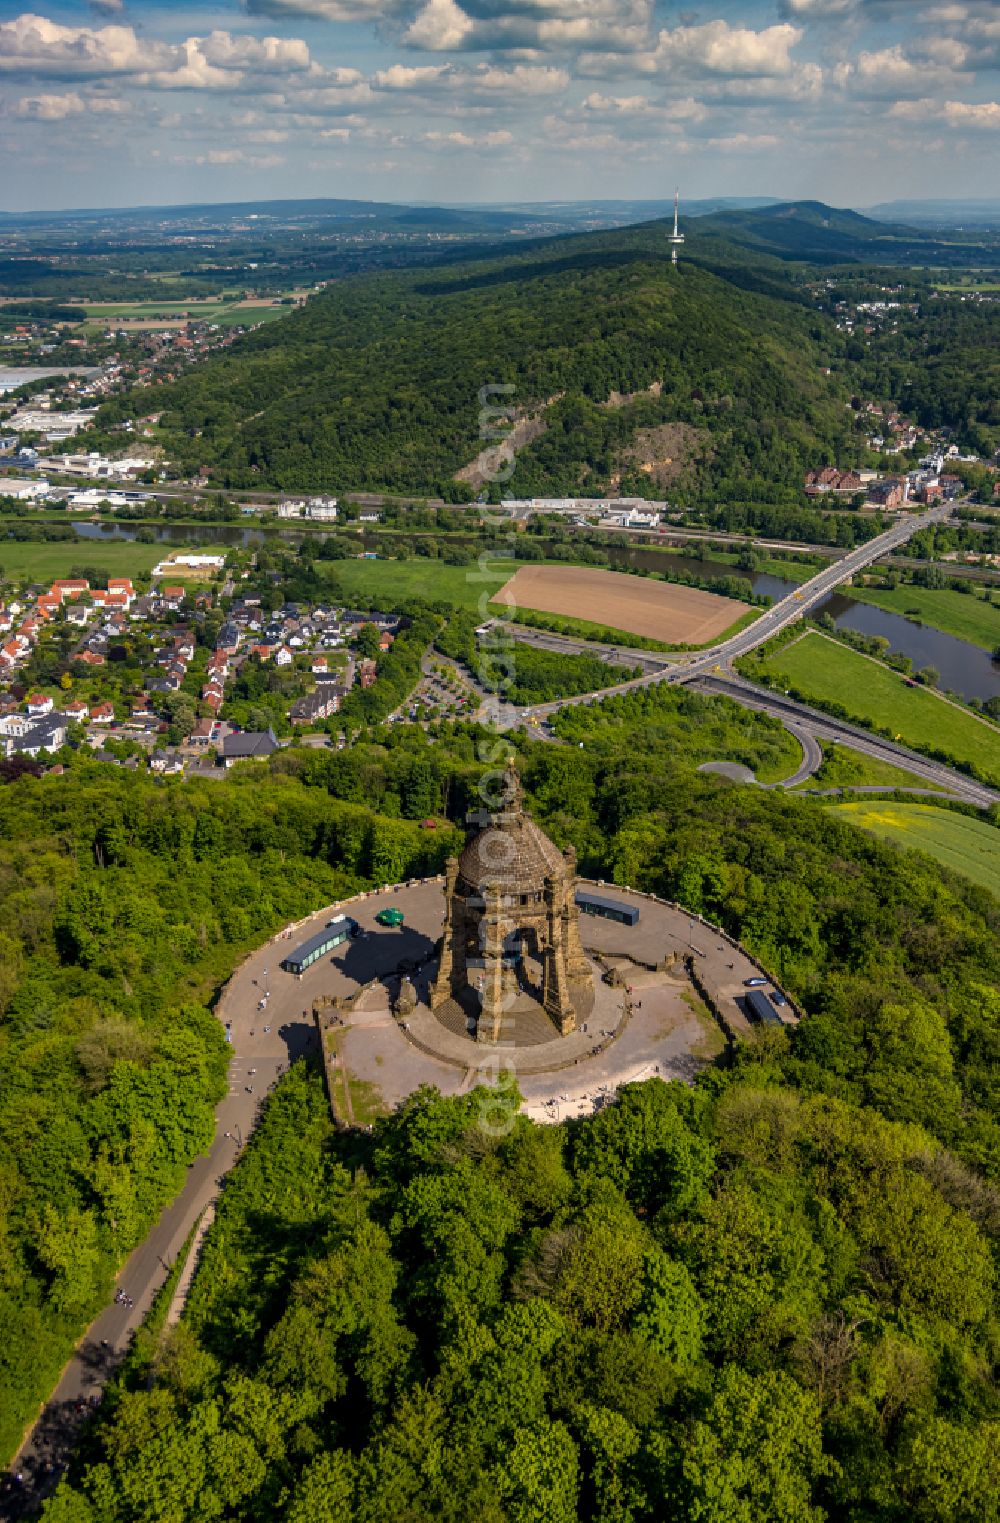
left=0, top=0, right=999, bottom=210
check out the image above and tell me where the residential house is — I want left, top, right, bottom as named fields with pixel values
left=26, top=694, right=54, bottom=716
left=51, top=580, right=90, bottom=603
left=90, top=702, right=115, bottom=724
left=151, top=748, right=185, bottom=774
left=221, top=728, right=279, bottom=767
left=15, top=716, right=67, bottom=756
left=189, top=717, right=217, bottom=747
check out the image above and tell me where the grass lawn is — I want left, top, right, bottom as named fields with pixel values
left=754, top=727, right=809, bottom=784
left=707, top=549, right=818, bottom=585
left=833, top=802, right=1000, bottom=898
left=846, top=583, right=1000, bottom=652
left=321, top=556, right=518, bottom=611
left=794, top=743, right=936, bottom=793
left=749, top=630, right=1000, bottom=784
left=0, top=539, right=177, bottom=582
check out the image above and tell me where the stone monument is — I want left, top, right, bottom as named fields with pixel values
left=431, top=762, right=592, bottom=1041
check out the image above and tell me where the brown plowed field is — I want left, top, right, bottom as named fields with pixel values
left=496, top=564, right=749, bottom=644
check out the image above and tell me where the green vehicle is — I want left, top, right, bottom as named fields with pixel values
left=375, top=907, right=405, bottom=928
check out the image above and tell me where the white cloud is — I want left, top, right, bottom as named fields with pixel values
left=198, top=32, right=312, bottom=74
left=652, top=21, right=803, bottom=78
left=0, top=13, right=317, bottom=93
left=842, top=45, right=960, bottom=97
left=0, top=13, right=168, bottom=76
left=706, top=132, right=780, bottom=150
left=580, top=20, right=806, bottom=81
left=423, top=127, right=474, bottom=145
left=781, top=0, right=859, bottom=13
left=890, top=96, right=1000, bottom=127
left=245, top=0, right=406, bottom=19
left=454, top=62, right=569, bottom=95
left=404, top=0, right=474, bottom=51
left=294, top=81, right=374, bottom=112
left=13, top=89, right=126, bottom=118
left=374, top=62, right=451, bottom=88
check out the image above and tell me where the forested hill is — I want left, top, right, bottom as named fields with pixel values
left=99, top=220, right=857, bottom=501
left=687, top=200, right=1000, bottom=268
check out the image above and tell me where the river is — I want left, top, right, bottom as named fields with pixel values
left=66, top=519, right=1000, bottom=703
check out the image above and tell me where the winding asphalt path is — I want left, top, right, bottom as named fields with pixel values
left=692, top=673, right=997, bottom=810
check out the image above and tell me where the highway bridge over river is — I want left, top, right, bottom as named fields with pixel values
left=495, top=504, right=998, bottom=810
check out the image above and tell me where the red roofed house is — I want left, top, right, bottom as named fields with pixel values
left=90, top=702, right=115, bottom=724
left=64, top=699, right=89, bottom=721
left=75, top=650, right=106, bottom=667
left=52, top=580, right=89, bottom=602
left=161, top=586, right=185, bottom=609
left=26, top=693, right=53, bottom=716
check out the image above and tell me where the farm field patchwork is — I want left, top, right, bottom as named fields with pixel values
left=498, top=564, right=750, bottom=645
left=833, top=802, right=1000, bottom=898
left=78, top=299, right=295, bottom=332
left=749, top=630, right=1000, bottom=784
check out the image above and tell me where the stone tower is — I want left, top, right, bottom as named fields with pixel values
left=432, top=762, right=592, bottom=1042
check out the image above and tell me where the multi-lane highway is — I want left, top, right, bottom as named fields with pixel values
left=692, top=673, right=998, bottom=810
left=522, top=503, right=954, bottom=717
left=495, top=505, right=998, bottom=807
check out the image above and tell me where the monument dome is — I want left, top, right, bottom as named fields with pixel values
left=432, top=763, right=593, bottom=1043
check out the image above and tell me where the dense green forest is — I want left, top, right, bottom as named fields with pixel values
left=688, top=200, right=1000, bottom=269
left=3, top=686, right=999, bottom=1509
left=94, top=222, right=857, bottom=503
left=38, top=711, right=1000, bottom=1519
left=435, top=611, right=641, bottom=704
left=853, top=296, right=1000, bottom=460
left=0, top=762, right=461, bottom=1461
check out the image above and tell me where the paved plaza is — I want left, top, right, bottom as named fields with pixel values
left=216, top=878, right=787, bottom=1126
